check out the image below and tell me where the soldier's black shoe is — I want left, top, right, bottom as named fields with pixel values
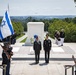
left=46, top=61, right=49, bottom=64
left=35, top=61, right=39, bottom=64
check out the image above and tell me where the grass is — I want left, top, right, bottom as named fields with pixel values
left=16, top=34, right=25, bottom=39
left=20, top=37, right=27, bottom=43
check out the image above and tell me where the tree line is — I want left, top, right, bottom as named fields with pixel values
left=0, top=17, right=76, bottom=42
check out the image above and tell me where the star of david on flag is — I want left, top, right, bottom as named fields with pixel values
left=0, top=11, right=14, bottom=40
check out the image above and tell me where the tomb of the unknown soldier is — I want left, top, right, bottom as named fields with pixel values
left=25, top=22, right=44, bottom=46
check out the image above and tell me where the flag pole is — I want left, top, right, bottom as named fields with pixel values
left=7, top=3, right=10, bottom=13
left=7, top=3, right=11, bottom=44
left=7, top=0, right=9, bottom=12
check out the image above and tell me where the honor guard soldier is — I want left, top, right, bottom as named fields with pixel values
left=43, top=33, right=52, bottom=63
left=0, top=42, right=13, bottom=75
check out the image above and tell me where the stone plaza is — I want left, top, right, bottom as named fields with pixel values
left=0, top=34, right=76, bottom=75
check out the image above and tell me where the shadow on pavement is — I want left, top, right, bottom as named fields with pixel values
left=29, top=62, right=38, bottom=65
left=39, top=62, right=48, bottom=66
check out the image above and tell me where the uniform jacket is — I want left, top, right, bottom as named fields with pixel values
left=43, top=39, right=52, bottom=51
left=2, top=51, right=10, bottom=65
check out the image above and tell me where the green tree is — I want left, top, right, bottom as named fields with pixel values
left=12, top=21, right=24, bottom=36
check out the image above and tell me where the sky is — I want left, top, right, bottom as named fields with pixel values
left=0, top=0, right=76, bottom=16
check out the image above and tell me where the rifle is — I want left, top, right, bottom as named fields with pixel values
left=0, top=44, right=13, bottom=59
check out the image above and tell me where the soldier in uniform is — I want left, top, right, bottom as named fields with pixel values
left=0, top=43, right=13, bottom=75
left=43, top=33, right=52, bottom=63
left=33, top=36, right=42, bottom=64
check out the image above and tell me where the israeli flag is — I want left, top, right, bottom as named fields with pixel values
left=0, top=11, right=14, bottom=40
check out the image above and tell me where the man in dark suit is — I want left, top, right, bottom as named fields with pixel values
left=33, top=36, right=42, bottom=64
left=43, top=33, right=52, bottom=63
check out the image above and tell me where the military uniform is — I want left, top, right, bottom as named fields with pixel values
left=2, top=50, right=10, bottom=75
left=2, top=43, right=13, bottom=75
left=43, top=39, right=52, bottom=63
